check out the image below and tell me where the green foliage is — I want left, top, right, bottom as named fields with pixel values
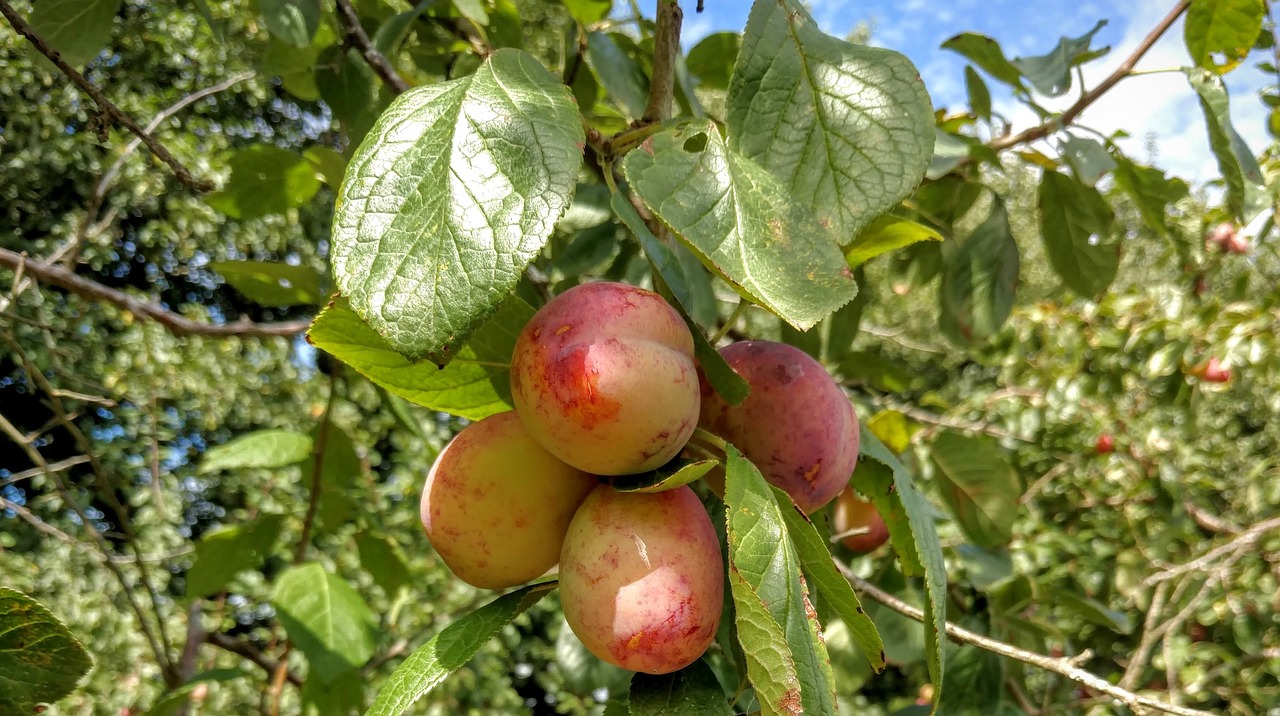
left=272, top=563, right=378, bottom=682
left=0, top=589, right=93, bottom=713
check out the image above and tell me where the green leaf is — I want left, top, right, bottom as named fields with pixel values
left=1011, top=21, right=1108, bottom=97
left=610, top=191, right=750, bottom=405
left=1186, top=67, right=1270, bottom=222
left=726, top=569, right=801, bottom=716
left=373, top=0, right=434, bottom=56
left=307, top=296, right=532, bottom=421
left=206, top=145, right=322, bottom=220
left=728, top=0, right=934, bottom=242
left=940, top=33, right=1025, bottom=91
left=938, top=197, right=1019, bottom=346
left=0, top=589, right=93, bottom=713
left=587, top=31, right=649, bottom=119
left=366, top=582, right=556, bottom=716
left=953, top=544, right=1013, bottom=591
left=1036, top=169, right=1118, bottom=298
left=27, top=0, right=122, bottom=67
left=836, top=350, right=914, bottom=393
left=300, top=669, right=364, bottom=716
left=775, top=490, right=886, bottom=672
left=355, top=532, right=412, bottom=595
left=865, top=409, right=913, bottom=455
left=1058, top=135, right=1115, bottom=186
left=724, top=446, right=837, bottom=716
left=199, top=429, right=313, bottom=473
left=1185, top=0, right=1265, bottom=73
left=331, top=49, right=583, bottom=364
left=259, top=0, right=321, bottom=47
left=259, top=23, right=338, bottom=101
left=857, top=428, right=947, bottom=707
left=210, top=260, right=327, bottom=307
left=562, top=0, right=611, bottom=26
left=629, top=659, right=732, bottom=716
left=927, top=130, right=972, bottom=180
left=1054, top=590, right=1134, bottom=634
left=964, top=66, right=992, bottom=122
left=622, top=119, right=856, bottom=331
left=185, top=514, right=284, bottom=597
left=609, top=457, right=717, bottom=493
left=316, top=46, right=383, bottom=145
left=452, top=0, right=488, bottom=26
left=146, top=669, right=248, bottom=716
left=844, top=216, right=943, bottom=269
left=272, top=563, right=378, bottom=683
left=305, top=422, right=365, bottom=534
left=928, top=430, right=1021, bottom=550
left=687, top=32, right=741, bottom=91
left=1111, top=155, right=1189, bottom=238
left=936, top=642, right=1004, bottom=716
left=555, top=617, right=631, bottom=695
left=304, top=145, right=348, bottom=188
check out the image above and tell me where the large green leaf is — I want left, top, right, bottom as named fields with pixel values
left=0, top=589, right=93, bottom=713
left=724, top=446, right=837, bottom=716
left=775, top=489, right=886, bottom=672
left=929, top=430, right=1021, bottom=550
left=146, top=669, right=248, bottom=716
left=628, top=659, right=732, bottom=716
left=258, top=0, right=321, bottom=47
left=1111, top=156, right=1189, bottom=239
left=331, top=49, right=583, bottom=363
left=210, top=260, right=327, bottom=307
left=185, top=514, right=284, bottom=597
left=1186, top=67, right=1270, bottom=222
left=272, top=563, right=378, bottom=683
left=622, top=119, right=856, bottom=331
left=1058, top=135, right=1115, bottom=187
left=316, top=47, right=382, bottom=145
left=727, top=568, right=800, bottom=716
left=857, top=428, right=947, bottom=709
left=936, top=642, right=1005, bottom=716
left=727, top=0, right=934, bottom=242
left=206, top=145, right=322, bottom=220
left=199, top=429, right=313, bottom=473
left=587, top=31, right=649, bottom=120
left=1185, top=0, right=1265, bottom=73
left=355, top=532, right=411, bottom=595
left=938, top=197, right=1019, bottom=346
left=1011, top=21, right=1108, bottom=97
left=562, top=0, right=611, bottom=26
left=299, top=669, right=363, bottom=716
left=1036, top=169, right=1118, bottom=298
left=307, top=296, right=531, bottom=420
left=27, top=0, right=121, bottom=67
left=963, top=66, right=992, bottom=122
left=940, top=33, right=1025, bottom=91
left=366, top=582, right=555, bottom=715
left=687, top=32, right=741, bottom=91
left=844, top=216, right=943, bottom=269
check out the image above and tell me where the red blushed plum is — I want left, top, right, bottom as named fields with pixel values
left=832, top=486, right=890, bottom=553
left=510, top=281, right=700, bottom=476
left=700, top=341, right=860, bottom=514
left=420, top=412, right=598, bottom=590
left=559, top=485, right=723, bottom=674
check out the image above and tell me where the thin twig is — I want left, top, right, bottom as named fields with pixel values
left=988, top=1, right=1191, bottom=152
left=1142, top=515, right=1280, bottom=587
left=0, top=0, right=214, bottom=191
left=0, top=248, right=310, bottom=339
left=642, top=0, right=682, bottom=123
left=334, top=0, right=411, bottom=93
left=293, top=370, right=339, bottom=564
left=839, top=564, right=1215, bottom=716
left=205, top=633, right=304, bottom=687
left=1119, top=581, right=1172, bottom=690
left=0, top=455, right=91, bottom=488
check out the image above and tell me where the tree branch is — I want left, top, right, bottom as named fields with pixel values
left=987, top=0, right=1190, bottom=152
left=334, top=0, right=411, bottom=94
left=294, top=369, right=339, bottom=563
left=1142, top=515, right=1280, bottom=587
left=0, top=248, right=311, bottom=339
left=0, top=0, right=215, bottom=191
left=838, top=564, right=1216, bottom=716
left=206, top=633, right=304, bottom=687
left=642, top=0, right=682, bottom=123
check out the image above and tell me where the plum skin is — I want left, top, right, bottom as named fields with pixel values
left=420, top=411, right=598, bottom=590
left=510, top=281, right=700, bottom=476
left=832, top=486, right=890, bottom=553
left=559, top=485, right=724, bottom=674
left=700, top=340, right=860, bottom=514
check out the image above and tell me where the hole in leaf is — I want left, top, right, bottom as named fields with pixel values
left=682, top=133, right=708, bottom=153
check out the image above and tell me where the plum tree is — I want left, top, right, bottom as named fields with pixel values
left=558, top=485, right=723, bottom=675
left=420, top=412, right=599, bottom=590
left=700, top=340, right=860, bottom=514
left=510, top=281, right=700, bottom=475
left=832, top=487, right=890, bottom=554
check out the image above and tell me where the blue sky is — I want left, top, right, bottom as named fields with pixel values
left=679, top=0, right=1273, bottom=186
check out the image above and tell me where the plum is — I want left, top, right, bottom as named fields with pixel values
left=510, top=281, right=700, bottom=475
left=559, top=485, right=723, bottom=674
left=832, top=486, right=890, bottom=553
left=420, top=411, right=598, bottom=589
left=700, top=340, right=860, bottom=514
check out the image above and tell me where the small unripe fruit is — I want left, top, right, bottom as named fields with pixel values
left=559, top=485, right=723, bottom=674
left=1208, top=222, right=1235, bottom=247
left=420, top=412, right=598, bottom=590
left=1095, top=434, right=1115, bottom=455
left=832, top=487, right=889, bottom=553
left=1202, top=357, right=1231, bottom=383
left=700, top=341, right=860, bottom=514
left=510, top=281, right=700, bottom=475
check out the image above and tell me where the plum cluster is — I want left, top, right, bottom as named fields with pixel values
left=419, top=281, right=888, bottom=675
